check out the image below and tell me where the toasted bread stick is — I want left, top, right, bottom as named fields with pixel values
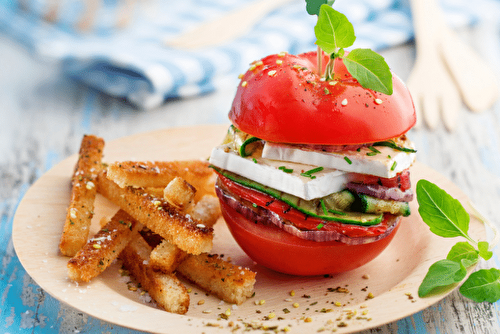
left=149, top=191, right=221, bottom=274
left=67, top=209, right=141, bottom=282
left=177, top=253, right=256, bottom=305
left=163, top=176, right=196, bottom=212
left=150, top=240, right=188, bottom=273
left=120, top=236, right=190, bottom=314
left=96, top=170, right=213, bottom=255
left=106, top=160, right=215, bottom=201
left=60, top=135, right=104, bottom=257
left=187, top=195, right=221, bottom=228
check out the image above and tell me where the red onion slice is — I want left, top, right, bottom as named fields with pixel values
left=216, top=185, right=400, bottom=245
left=346, top=182, right=414, bottom=202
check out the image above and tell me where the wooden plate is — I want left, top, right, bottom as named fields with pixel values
left=12, top=124, right=485, bottom=333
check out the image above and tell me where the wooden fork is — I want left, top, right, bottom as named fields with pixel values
left=407, top=0, right=462, bottom=131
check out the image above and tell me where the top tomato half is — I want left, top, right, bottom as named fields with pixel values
left=229, top=51, right=416, bottom=145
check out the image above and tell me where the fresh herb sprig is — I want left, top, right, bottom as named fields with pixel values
left=306, top=0, right=393, bottom=95
left=416, top=179, right=500, bottom=302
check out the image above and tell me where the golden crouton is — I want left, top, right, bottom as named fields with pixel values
left=163, top=177, right=196, bottom=212
left=149, top=188, right=221, bottom=274
left=106, top=160, right=215, bottom=201
left=187, top=195, right=221, bottom=228
left=177, top=253, right=256, bottom=305
left=120, top=236, right=190, bottom=314
left=59, top=135, right=105, bottom=257
left=150, top=240, right=188, bottom=273
left=67, top=209, right=141, bottom=282
left=96, top=170, right=213, bottom=255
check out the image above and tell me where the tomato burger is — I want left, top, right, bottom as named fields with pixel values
left=209, top=50, right=416, bottom=276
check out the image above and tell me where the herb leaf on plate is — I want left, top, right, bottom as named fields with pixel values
left=418, top=259, right=467, bottom=297
left=459, top=268, right=500, bottom=303
left=416, top=179, right=472, bottom=242
left=446, top=241, right=479, bottom=267
left=478, top=241, right=493, bottom=260
left=416, top=179, right=500, bottom=302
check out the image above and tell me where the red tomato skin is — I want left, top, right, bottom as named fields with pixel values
left=229, top=51, right=416, bottom=145
left=220, top=197, right=400, bottom=276
left=349, top=169, right=412, bottom=191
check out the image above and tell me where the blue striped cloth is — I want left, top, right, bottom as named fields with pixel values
left=0, top=0, right=498, bottom=109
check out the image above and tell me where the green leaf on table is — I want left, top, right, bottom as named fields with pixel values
left=314, top=5, right=355, bottom=54
left=416, top=179, right=471, bottom=239
left=478, top=241, right=493, bottom=260
left=446, top=241, right=479, bottom=267
left=459, top=268, right=500, bottom=303
left=418, top=259, right=467, bottom=297
left=306, top=0, right=335, bottom=16
left=343, top=48, right=393, bottom=95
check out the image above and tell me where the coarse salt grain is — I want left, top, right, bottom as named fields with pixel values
left=341, top=99, right=348, bottom=106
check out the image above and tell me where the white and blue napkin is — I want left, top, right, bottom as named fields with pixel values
left=0, top=0, right=498, bottom=109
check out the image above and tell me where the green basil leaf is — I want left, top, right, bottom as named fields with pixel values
left=343, top=48, right=393, bottom=95
left=418, top=259, right=467, bottom=297
left=459, top=268, right=500, bottom=303
left=314, top=5, right=355, bottom=54
left=478, top=241, right=493, bottom=260
left=306, top=0, right=335, bottom=16
left=446, top=242, right=479, bottom=267
left=416, top=180, right=470, bottom=239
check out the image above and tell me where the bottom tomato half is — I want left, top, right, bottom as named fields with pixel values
left=219, top=194, right=401, bottom=276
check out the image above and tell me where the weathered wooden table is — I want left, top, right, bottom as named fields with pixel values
left=1, top=18, right=500, bottom=333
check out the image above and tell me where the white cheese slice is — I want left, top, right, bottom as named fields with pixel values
left=262, top=142, right=416, bottom=178
left=209, top=145, right=349, bottom=201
